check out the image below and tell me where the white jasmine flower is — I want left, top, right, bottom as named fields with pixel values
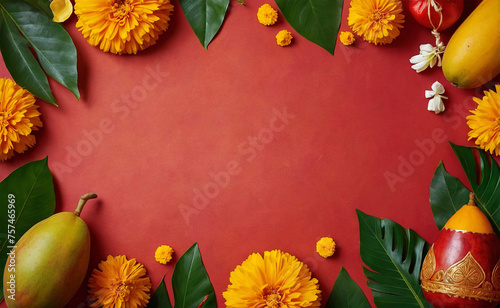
left=426, top=81, right=448, bottom=114
left=410, top=44, right=443, bottom=73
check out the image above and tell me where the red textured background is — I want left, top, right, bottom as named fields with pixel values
left=1, top=0, right=497, bottom=307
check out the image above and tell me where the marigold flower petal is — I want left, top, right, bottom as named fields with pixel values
left=88, top=255, right=151, bottom=308
left=347, top=0, right=404, bottom=45
left=316, top=237, right=336, bottom=258
left=0, top=78, right=42, bottom=161
left=467, top=85, right=500, bottom=155
left=50, top=0, right=73, bottom=23
left=223, top=249, right=322, bottom=308
left=155, top=245, right=174, bottom=264
left=276, top=29, right=293, bottom=47
left=257, top=4, right=278, bottom=26
left=74, top=0, right=174, bottom=55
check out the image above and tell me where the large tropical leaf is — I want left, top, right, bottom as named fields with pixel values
left=0, top=0, right=79, bottom=105
left=325, top=266, right=371, bottom=308
left=22, top=0, right=52, bottom=17
left=429, top=142, right=500, bottom=235
left=274, top=0, right=343, bottom=55
left=178, top=0, right=229, bottom=49
left=357, top=210, right=431, bottom=308
left=148, top=277, right=173, bottom=308
left=429, top=161, right=471, bottom=230
left=172, top=243, right=216, bottom=308
left=0, top=157, right=56, bottom=300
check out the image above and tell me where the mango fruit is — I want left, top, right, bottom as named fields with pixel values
left=3, top=193, right=97, bottom=308
left=442, top=0, right=500, bottom=88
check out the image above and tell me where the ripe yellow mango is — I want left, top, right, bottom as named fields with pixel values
left=3, top=193, right=97, bottom=308
left=442, top=0, right=500, bottom=88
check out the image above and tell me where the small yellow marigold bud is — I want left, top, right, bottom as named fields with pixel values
left=257, top=4, right=278, bottom=26
left=155, top=245, right=174, bottom=264
left=316, top=237, right=336, bottom=258
left=276, top=30, right=293, bottom=46
left=339, top=31, right=355, bottom=46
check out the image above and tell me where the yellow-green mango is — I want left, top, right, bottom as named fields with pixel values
left=3, top=193, right=97, bottom=308
left=442, top=0, right=500, bottom=88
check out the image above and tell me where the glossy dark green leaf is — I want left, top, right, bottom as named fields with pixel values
left=178, top=0, right=229, bottom=49
left=1, top=0, right=80, bottom=101
left=357, top=210, right=431, bottom=308
left=148, top=276, right=173, bottom=308
left=172, top=243, right=216, bottom=308
left=0, top=7, right=56, bottom=105
left=22, top=0, right=52, bottom=17
left=0, top=157, right=56, bottom=300
left=274, top=0, right=343, bottom=55
left=442, top=142, right=500, bottom=235
left=429, top=161, right=471, bottom=230
left=326, top=267, right=371, bottom=308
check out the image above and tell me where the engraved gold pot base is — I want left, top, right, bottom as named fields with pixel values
left=420, top=229, right=500, bottom=308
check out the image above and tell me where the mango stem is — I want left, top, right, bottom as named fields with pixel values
left=468, top=192, right=476, bottom=206
left=74, top=193, right=98, bottom=216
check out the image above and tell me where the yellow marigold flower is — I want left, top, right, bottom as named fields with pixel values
left=467, top=85, right=500, bottom=155
left=257, top=4, right=278, bottom=26
left=155, top=245, right=174, bottom=264
left=348, top=0, right=405, bottom=45
left=339, top=31, right=355, bottom=45
left=74, top=0, right=174, bottom=55
left=276, top=29, right=293, bottom=46
left=88, top=255, right=151, bottom=308
left=316, top=237, right=336, bottom=258
left=223, top=250, right=322, bottom=308
left=0, top=78, right=42, bottom=162
left=50, top=0, right=73, bottom=23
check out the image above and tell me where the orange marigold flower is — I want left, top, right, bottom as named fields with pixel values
left=348, top=0, right=404, bottom=45
left=74, top=0, right=174, bottom=55
left=0, top=78, right=42, bottom=161
left=88, top=255, right=151, bottom=308
left=276, top=29, right=293, bottom=46
left=467, top=85, right=500, bottom=155
left=155, top=245, right=174, bottom=264
left=316, top=237, right=336, bottom=258
left=223, top=250, right=322, bottom=307
left=257, top=4, right=278, bottom=26
left=339, top=31, right=355, bottom=45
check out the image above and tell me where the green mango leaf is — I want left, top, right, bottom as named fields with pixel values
left=0, top=7, right=56, bottom=105
left=178, top=0, right=229, bottom=49
left=0, top=157, right=56, bottom=300
left=325, top=266, right=371, bottom=308
left=357, top=209, right=431, bottom=308
left=148, top=276, right=173, bottom=308
left=0, top=0, right=80, bottom=103
left=437, top=142, right=500, bottom=235
left=429, top=161, right=471, bottom=230
left=172, top=242, right=216, bottom=308
left=274, top=0, right=343, bottom=55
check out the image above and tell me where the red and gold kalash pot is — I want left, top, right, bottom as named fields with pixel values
left=420, top=193, right=500, bottom=307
